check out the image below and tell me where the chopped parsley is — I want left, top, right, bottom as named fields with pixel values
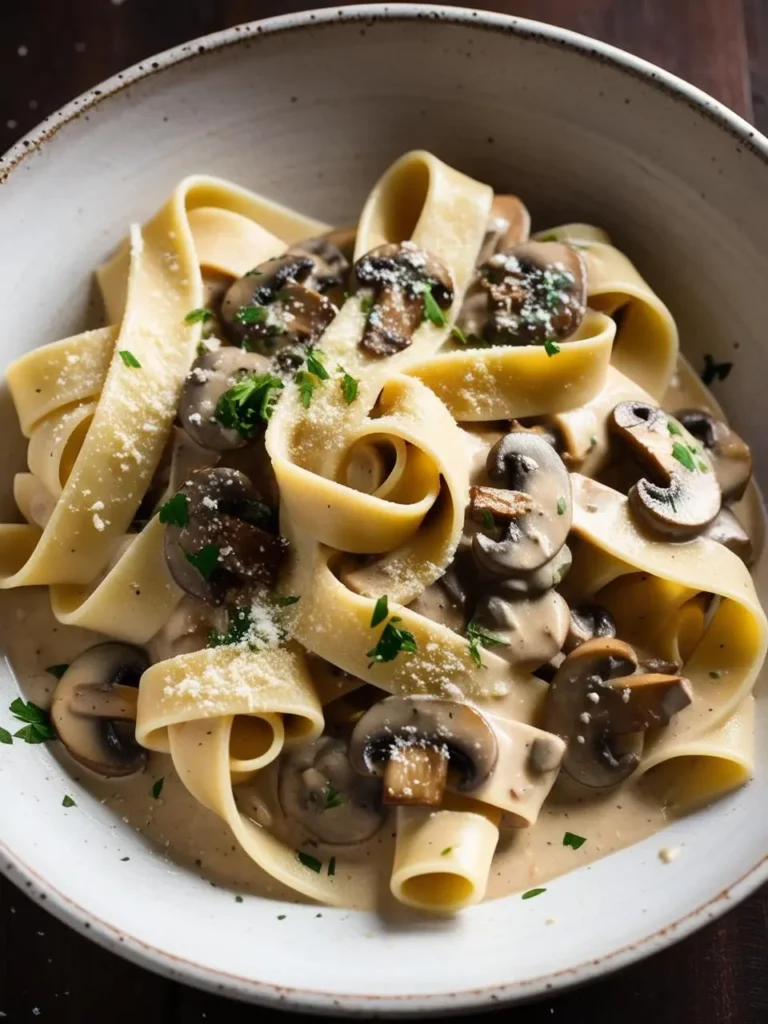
left=296, top=370, right=317, bottom=408
left=671, top=441, right=697, bottom=472
left=441, top=847, right=453, bottom=856
left=234, top=304, right=268, bottom=326
left=589, top=435, right=598, bottom=449
left=466, top=620, right=509, bottom=668
left=563, top=831, right=586, bottom=850
left=184, top=307, right=214, bottom=324
left=451, top=325, right=467, bottom=344
left=702, top=354, right=733, bottom=386
left=538, top=232, right=559, bottom=242
left=277, top=913, right=286, bottom=919
left=118, top=350, right=141, bottom=368
left=235, top=895, right=244, bottom=903
left=543, top=338, right=561, bottom=357
left=46, top=664, right=69, bottom=679
left=667, top=419, right=683, bottom=436
left=306, top=349, right=330, bottom=381
left=322, top=785, right=345, bottom=811
left=556, top=497, right=567, bottom=516
left=370, top=595, right=389, bottom=628
left=158, top=492, right=189, bottom=527
left=366, top=617, right=417, bottom=663
left=9, top=698, right=56, bottom=743
left=709, top=670, right=722, bottom=679
left=522, top=887, right=546, bottom=900
left=422, top=285, right=447, bottom=327
left=482, top=509, right=496, bottom=530
left=276, top=595, right=300, bottom=607
left=297, top=851, right=323, bottom=873
left=152, top=778, right=164, bottom=799
left=328, top=856, right=336, bottom=877
left=215, top=372, right=284, bottom=436
left=184, top=544, right=220, bottom=580
left=208, top=606, right=258, bottom=649
left=338, top=367, right=360, bottom=404
left=0, top=727, right=12, bottom=745
left=62, top=795, right=76, bottom=808
left=360, top=294, right=374, bottom=315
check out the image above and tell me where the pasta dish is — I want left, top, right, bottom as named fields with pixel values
left=0, top=151, right=764, bottom=914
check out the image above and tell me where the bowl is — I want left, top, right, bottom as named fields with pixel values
left=1, top=4, right=767, bottom=1015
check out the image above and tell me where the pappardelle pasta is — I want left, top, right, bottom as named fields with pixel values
left=1, top=152, right=765, bottom=915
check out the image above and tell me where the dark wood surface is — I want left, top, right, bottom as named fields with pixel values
left=0, top=1, right=766, bottom=1020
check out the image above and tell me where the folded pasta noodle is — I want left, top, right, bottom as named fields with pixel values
left=0, top=150, right=764, bottom=916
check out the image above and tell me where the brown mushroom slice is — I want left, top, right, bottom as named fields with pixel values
left=602, top=673, right=693, bottom=734
left=51, top=643, right=148, bottom=778
left=277, top=735, right=385, bottom=845
left=164, top=467, right=286, bottom=604
left=179, top=348, right=272, bottom=451
left=287, top=226, right=356, bottom=305
left=702, top=507, right=753, bottom=565
left=675, top=409, right=752, bottom=503
left=476, top=194, right=531, bottom=264
left=610, top=401, right=721, bottom=538
left=472, top=431, right=571, bottom=574
left=563, top=603, right=617, bottom=654
left=472, top=589, right=570, bottom=669
left=407, top=566, right=468, bottom=633
left=221, top=253, right=337, bottom=354
left=353, top=242, right=454, bottom=356
left=493, top=544, right=572, bottom=598
left=349, top=696, right=498, bottom=807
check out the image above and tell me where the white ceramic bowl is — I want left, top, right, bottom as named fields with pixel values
left=1, top=5, right=767, bottom=1015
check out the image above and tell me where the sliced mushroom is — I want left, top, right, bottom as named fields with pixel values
left=221, top=253, right=337, bottom=354
left=472, top=431, right=572, bottom=574
left=164, top=467, right=286, bottom=604
left=50, top=643, right=148, bottom=778
left=675, top=409, right=752, bottom=503
left=457, top=241, right=587, bottom=346
left=147, top=596, right=227, bottom=663
left=610, top=401, right=721, bottom=538
left=277, top=735, right=385, bottom=844
left=472, top=589, right=570, bottom=670
left=179, top=347, right=272, bottom=451
left=349, top=695, right=498, bottom=807
left=476, top=194, right=531, bottom=264
left=287, top=226, right=356, bottom=306
left=563, top=603, right=617, bottom=654
left=702, top=507, right=753, bottom=565
left=354, top=242, right=454, bottom=356
left=542, top=637, right=693, bottom=790
left=407, top=565, right=468, bottom=633
left=493, top=544, right=572, bottom=598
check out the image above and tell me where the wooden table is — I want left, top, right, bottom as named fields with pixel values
left=0, top=1, right=766, bottom=1021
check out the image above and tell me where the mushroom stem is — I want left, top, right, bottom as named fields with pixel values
left=383, top=746, right=448, bottom=807
left=605, top=673, right=693, bottom=733
left=69, top=683, right=140, bottom=721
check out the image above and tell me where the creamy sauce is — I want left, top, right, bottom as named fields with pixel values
left=0, top=358, right=760, bottom=911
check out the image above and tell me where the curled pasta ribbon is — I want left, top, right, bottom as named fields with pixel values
left=568, top=475, right=766, bottom=803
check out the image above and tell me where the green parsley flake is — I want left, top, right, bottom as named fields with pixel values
left=441, top=847, right=453, bottom=856
left=158, top=492, right=189, bottom=527
left=295, top=370, right=317, bottom=408
left=184, top=308, right=214, bottom=324
left=119, top=350, right=141, bottom=368
left=451, top=325, right=467, bottom=344
left=234, top=304, right=268, bottom=326
left=366, top=617, right=417, bottom=663
left=360, top=294, right=374, bottom=315
left=208, top=605, right=279, bottom=650
left=306, top=349, right=330, bottom=381
left=46, top=664, right=69, bottom=679
left=671, top=441, right=697, bottom=472
left=322, top=785, right=345, bottom=811
left=328, top=856, right=336, bottom=877
left=152, top=778, right=164, bottom=799
left=276, top=595, right=300, bottom=607
left=466, top=620, right=509, bottom=668
left=522, top=887, right=546, bottom=900
left=709, top=670, right=722, bottom=679
left=481, top=509, right=495, bottom=530
left=563, top=831, right=586, bottom=850
left=215, top=372, right=284, bottom=436
left=9, top=698, right=56, bottom=743
left=235, top=895, right=244, bottom=903
left=277, top=913, right=286, bottom=919
left=422, top=285, right=447, bottom=327
left=297, top=851, right=323, bottom=873
left=370, top=595, right=389, bottom=628
left=184, top=544, right=220, bottom=581
left=538, top=232, right=559, bottom=242
left=543, top=338, right=561, bottom=357
left=338, top=367, right=359, bottom=404
left=667, top=420, right=683, bottom=436
left=62, top=795, right=76, bottom=808
left=556, top=497, right=567, bottom=516
left=701, top=354, right=733, bottom=386
left=0, top=727, right=13, bottom=745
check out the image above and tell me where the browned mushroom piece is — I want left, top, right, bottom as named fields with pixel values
left=179, top=347, right=272, bottom=451
left=457, top=240, right=587, bottom=346
left=702, top=507, right=753, bottom=565
left=163, top=468, right=287, bottom=604
left=476, top=194, right=531, bottom=264
left=541, top=638, right=693, bottom=790
left=675, top=409, right=752, bottom=503
left=349, top=695, right=498, bottom=807
left=609, top=402, right=722, bottom=538
left=353, top=242, right=454, bottom=356
left=220, top=253, right=337, bottom=355
left=563, top=603, right=617, bottom=654
left=287, top=226, right=356, bottom=306
left=51, top=644, right=149, bottom=778
left=407, top=564, right=469, bottom=633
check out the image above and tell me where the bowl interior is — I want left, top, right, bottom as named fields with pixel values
left=0, top=7, right=766, bottom=1014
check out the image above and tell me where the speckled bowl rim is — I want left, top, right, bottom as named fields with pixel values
left=0, top=3, right=766, bottom=1016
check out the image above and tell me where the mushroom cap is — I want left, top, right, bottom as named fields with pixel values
left=51, top=643, right=148, bottom=778
left=354, top=242, right=455, bottom=356
left=472, top=589, right=570, bottom=670
left=179, top=347, right=272, bottom=451
left=163, top=467, right=286, bottom=604
left=349, top=695, right=498, bottom=794
left=610, top=401, right=722, bottom=538
left=702, top=507, right=753, bottom=565
left=675, top=408, right=752, bottom=503
left=407, top=565, right=468, bottom=633
left=277, top=735, right=385, bottom=845
left=287, top=226, right=356, bottom=305
left=472, top=431, right=571, bottom=574
left=476, top=193, right=532, bottom=264
left=563, top=602, right=617, bottom=654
